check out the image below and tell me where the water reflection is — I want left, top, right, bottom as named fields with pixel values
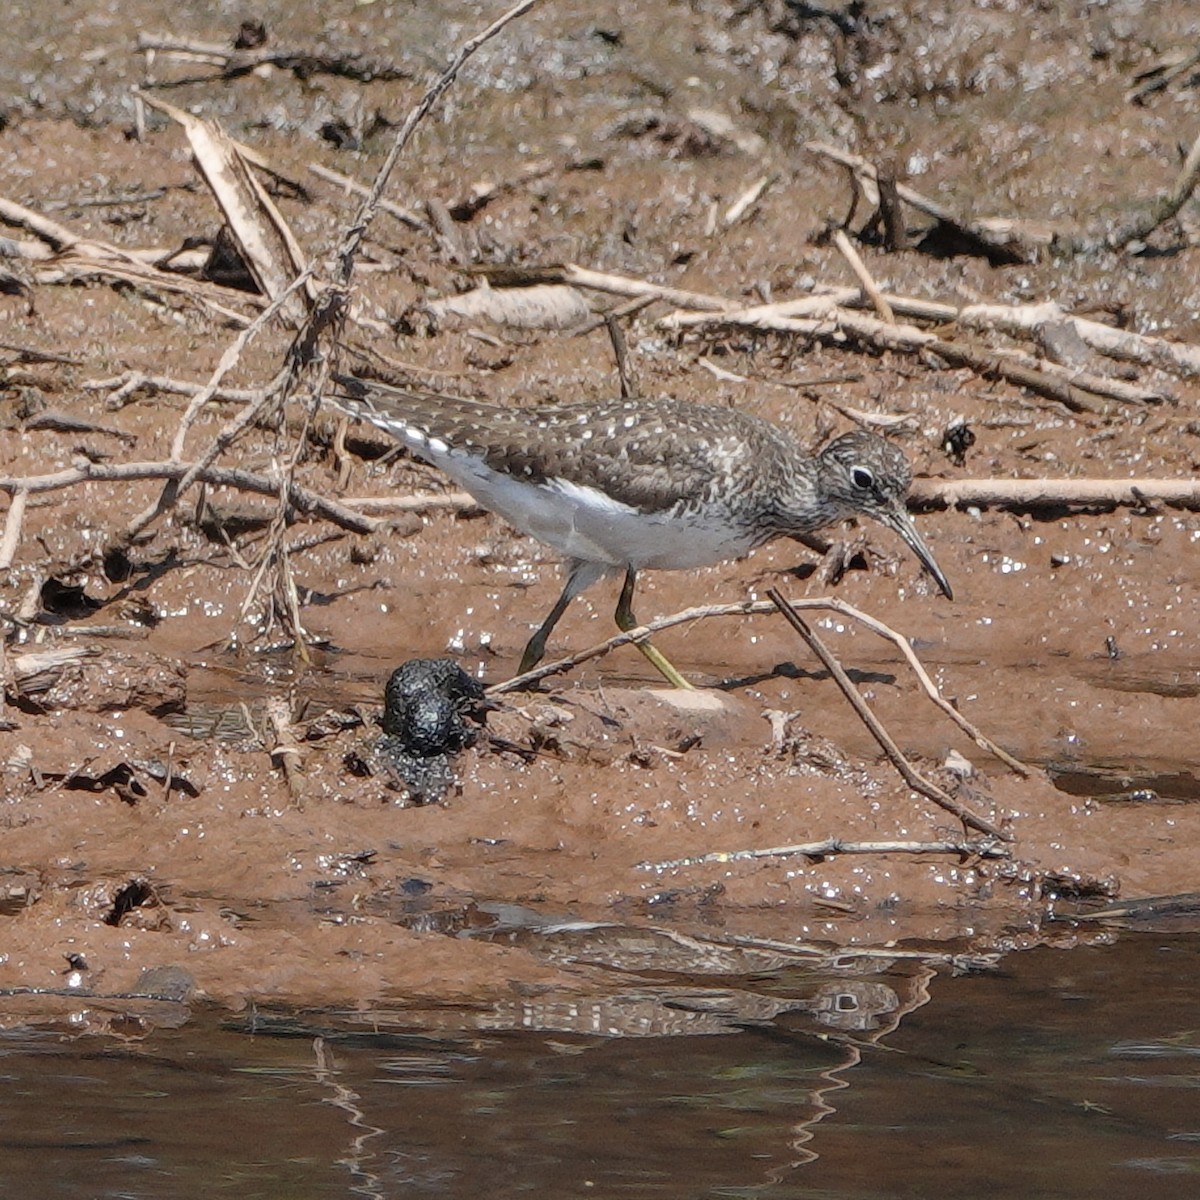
left=4, top=934, right=1200, bottom=1197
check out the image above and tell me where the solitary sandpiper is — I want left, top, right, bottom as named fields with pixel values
left=330, top=378, right=952, bottom=689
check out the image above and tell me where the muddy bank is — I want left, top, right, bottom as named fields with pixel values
left=2, top=0, right=1199, bottom=1029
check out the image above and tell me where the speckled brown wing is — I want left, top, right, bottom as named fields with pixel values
left=332, top=380, right=794, bottom=516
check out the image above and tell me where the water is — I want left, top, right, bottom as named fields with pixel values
left=3, top=932, right=1200, bottom=1198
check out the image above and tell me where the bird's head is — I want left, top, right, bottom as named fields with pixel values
left=816, top=431, right=953, bottom=600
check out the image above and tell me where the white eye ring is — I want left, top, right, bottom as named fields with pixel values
left=851, top=466, right=875, bottom=490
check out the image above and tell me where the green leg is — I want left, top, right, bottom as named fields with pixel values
left=518, top=559, right=606, bottom=675
left=614, top=567, right=694, bottom=690
left=518, top=585, right=576, bottom=674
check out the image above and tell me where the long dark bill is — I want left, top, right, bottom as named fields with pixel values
left=880, top=503, right=954, bottom=600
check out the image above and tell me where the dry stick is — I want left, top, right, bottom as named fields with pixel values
left=515, top=260, right=957, bottom=326
left=765, top=589, right=1009, bottom=841
left=876, top=159, right=909, bottom=251
left=82, top=371, right=268, bottom=408
left=640, top=837, right=1011, bottom=872
left=0, top=195, right=89, bottom=251
left=831, top=229, right=894, bottom=324
left=910, top=476, right=1200, bottom=512
left=334, top=0, right=542, bottom=288
left=0, top=342, right=80, bottom=366
left=661, top=305, right=1110, bottom=413
left=308, top=162, right=428, bottom=231
left=171, top=272, right=313, bottom=460
left=425, top=196, right=468, bottom=263
left=121, top=270, right=314, bottom=544
left=805, top=598, right=1027, bottom=775
left=483, top=600, right=764, bottom=693
left=0, top=460, right=378, bottom=533
left=0, top=196, right=257, bottom=306
left=487, top=595, right=1026, bottom=778
left=342, top=491, right=476, bottom=514
left=605, top=311, right=636, bottom=398
left=0, top=489, right=27, bottom=570
left=958, top=300, right=1200, bottom=378
left=136, top=34, right=415, bottom=85
left=923, top=335, right=1106, bottom=414
left=983, top=345, right=1169, bottom=406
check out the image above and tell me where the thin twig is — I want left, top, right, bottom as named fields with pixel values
left=639, top=837, right=1011, bottom=871
left=335, top=0, right=542, bottom=287
left=0, top=459, right=378, bottom=533
left=766, top=588, right=1009, bottom=840
left=831, top=228, right=895, bottom=324
left=486, top=594, right=1026, bottom=778
left=307, top=162, right=428, bottom=231
left=605, top=311, right=636, bottom=398
left=171, top=273, right=314, bottom=460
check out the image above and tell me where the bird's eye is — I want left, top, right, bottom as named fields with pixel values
left=851, top=466, right=875, bottom=490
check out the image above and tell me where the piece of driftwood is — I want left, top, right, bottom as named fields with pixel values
left=341, top=492, right=477, bottom=514
left=426, top=283, right=593, bottom=331
left=959, top=300, right=1200, bottom=378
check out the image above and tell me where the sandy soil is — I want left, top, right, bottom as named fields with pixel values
left=2, top=0, right=1199, bottom=1030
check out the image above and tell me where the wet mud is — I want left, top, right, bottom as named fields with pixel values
left=2, top=0, right=1200, bottom=1032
